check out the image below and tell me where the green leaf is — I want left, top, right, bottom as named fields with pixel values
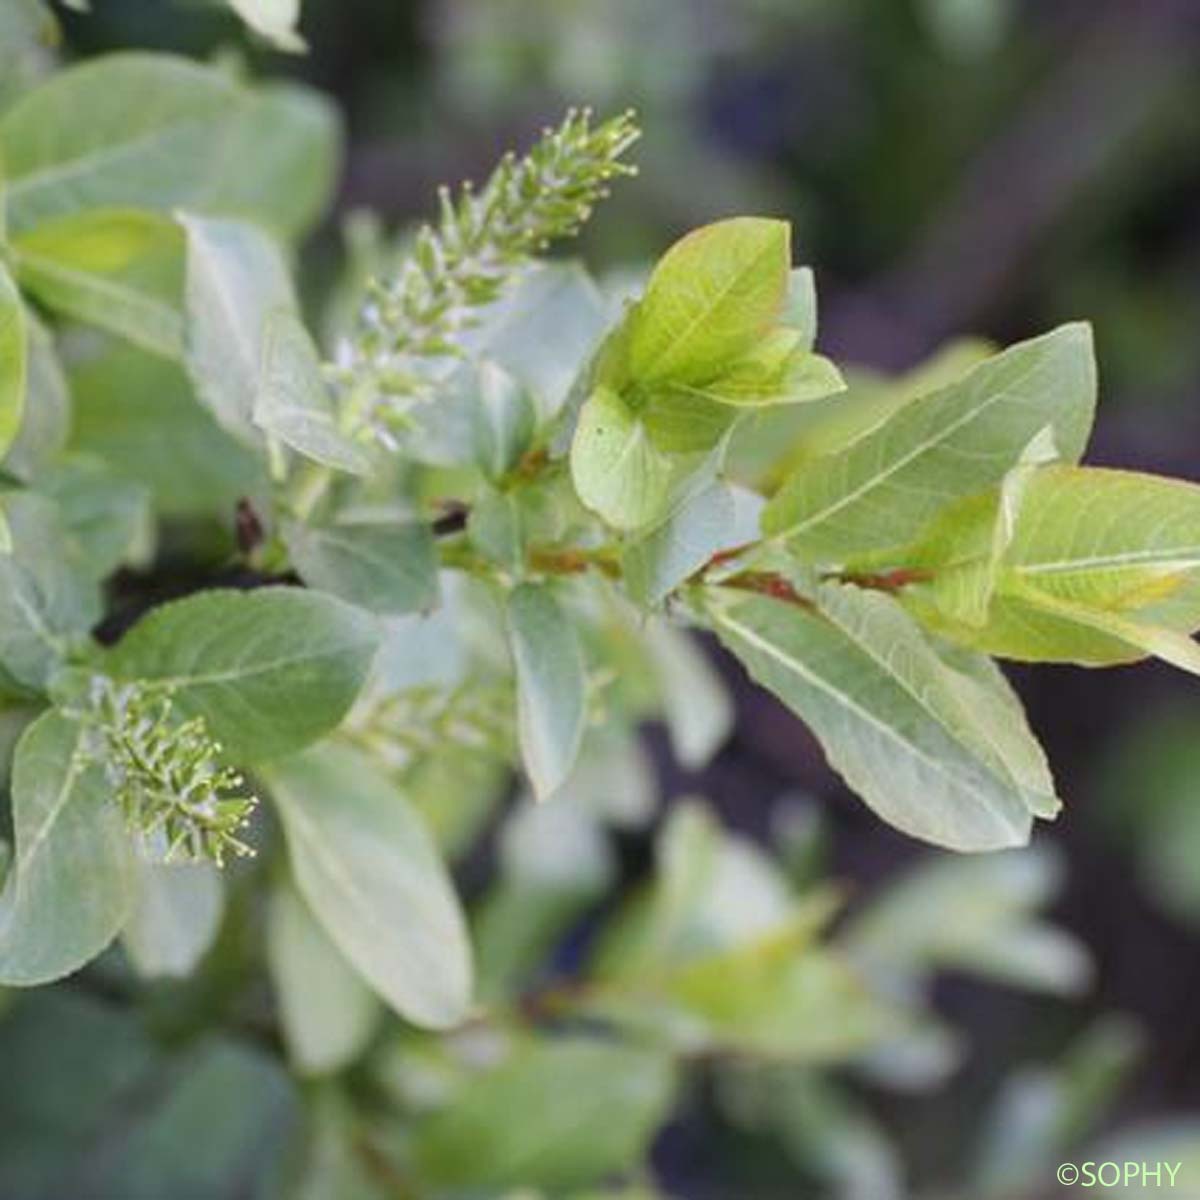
left=999, top=466, right=1200, bottom=614
left=266, top=875, right=380, bottom=1076
left=253, top=307, right=370, bottom=474
left=628, top=217, right=790, bottom=386
left=1, top=53, right=337, bottom=240
left=228, top=0, right=306, bottom=52
left=178, top=211, right=295, bottom=444
left=284, top=518, right=437, bottom=616
left=0, top=259, right=26, bottom=461
left=198, top=82, right=340, bottom=242
left=3, top=313, right=70, bottom=483
left=904, top=466, right=1200, bottom=669
left=470, top=359, right=536, bottom=480
left=412, top=1037, right=676, bottom=1192
left=660, top=329, right=845, bottom=410
left=507, top=582, right=588, bottom=800
left=34, top=456, right=151, bottom=579
left=462, top=261, right=609, bottom=420
left=0, top=491, right=100, bottom=692
left=643, top=620, right=733, bottom=768
left=67, top=337, right=267, bottom=520
left=266, top=742, right=473, bottom=1029
left=570, top=385, right=676, bottom=531
left=623, top=478, right=762, bottom=607
left=104, top=588, right=380, bottom=762
left=896, top=425, right=1059, bottom=627
left=477, top=797, right=615, bottom=1000
left=783, top=266, right=818, bottom=350
left=11, top=209, right=184, bottom=357
left=0, top=711, right=135, bottom=985
left=762, top=324, right=1096, bottom=562
left=0, top=53, right=240, bottom=236
left=703, top=582, right=1059, bottom=851
left=846, top=847, right=1091, bottom=996
left=121, top=857, right=224, bottom=979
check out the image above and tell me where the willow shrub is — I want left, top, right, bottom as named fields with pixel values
left=0, top=15, right=1198, bottom=1198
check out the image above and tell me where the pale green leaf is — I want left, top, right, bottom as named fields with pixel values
left=846, top=847, right=1091, bottom=996
left=104, top=588, right=381, bottom=763
left=905, top=466, right=1200, bottom=667
left=507, top=582, right=587, bottom=800
left=121, top=856, right=224, bottom=979
left=199, top=82, right=340, bottom=242
left=412, top=1037, right=676, bottom=1192
left=267, top=742, right=473, bottom=1029
left=703, top=582, right=1059, bottom=850
left=1001, top=466, right=1200, bottom=611
left=0, top=259, right=26, bottom=461
left=471, top=359, right=536, bottom=480
left=896, top=425, right=1059, bottom=627
left=460, top=261, right=609, bottom=421
left=266, top=875, right=380, bottom=1076
left=628, top=217, right=790, bottom=385
left=570, top=385, right=675, bottom=531
left=0, top=711, right=136, bottom=985
left=34, top=456, right=152, bottom=579
left=762, top=324, right=1096, bottom=562
left=0, top=53, right=240, bottom=235
left=1, top=53, right=337, bottom=240
left=11, top=208, right=184, bottom=357
left=228, top=0, right=306, bottom=52
left=254, top=307, right=371, bottom=474
left=179, top=211, right=294, bottom=443
left=783, top=266, right=818, bottom=350
left=67, top=337, right=267, bottom=519
left=0, top=491, right=100, bottom=692
left=643, top=619, right=733, bottom=768
left=3, top=313, right=70, bottom=482
left=284, top=518, right=437, bottom=615
left=623, top=478, right=762, bottom=607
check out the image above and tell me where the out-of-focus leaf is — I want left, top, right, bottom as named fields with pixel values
left=121, top=856, right=223, bottom=979
left=476, top=798, right=614, bottom=1001
left=267, top=743, right=473, bottom=1029
left=228, top=0, right=306, bottom=52
left=11, top=209, right=184, bottom=357
left=412, top=1037, right=676, bottom=1192
left=254, top=308, right=370, bottom=474
left=644, top=619, right=733, bottom=769
left=972, top=1016, right=1145, bottom=1197
left=461, top=262, right=611, bottom=421
left=178, top=211, right=294, bottom=444
left=717, top=1066, right=904, bottom=1200
left=845, top=847, right=1092, bottom=996
left=0, top=710, right=135, bottom=985
left=3, top=313, right=70, bottom=482
left=267, top=875, right=380, bottom=1075
left=67, top=338, right=267, bottom=519
left=0, top=259, right=26, bottom=461
left=285, top=518, right=437, bottom=615
left=0, top=491, right=100, bottom=692
left=34, top=456, right=151, bottom=579
left=1, top=53, right=337, bottom=240
left=507, top=582, right=587, bottom=799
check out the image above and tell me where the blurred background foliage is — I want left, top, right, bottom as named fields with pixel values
left=6, top=0, right=1200, bottom=1197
